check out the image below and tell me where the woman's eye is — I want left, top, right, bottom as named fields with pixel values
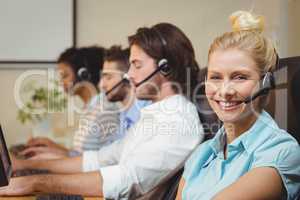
left=209, top=76, right=221, bottom=80
left=233, top=75, right=247, bottom=80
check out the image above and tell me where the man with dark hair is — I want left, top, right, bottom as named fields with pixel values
left=19, top=46, right=144, bottom=158
left=0, top=23, right=204, bottom=199
left=128, top=23, right=200, bottom=99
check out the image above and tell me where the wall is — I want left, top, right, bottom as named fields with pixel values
left=0, top=65, right=52, bottom=145
left=76, top=0, right=286, bottom=66
left=287, top=0, right=300, bottom=57
left=0, top=0, right=299, bottom=146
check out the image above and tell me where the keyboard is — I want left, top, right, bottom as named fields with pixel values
left=13, top=169, right=49, bottom=177
left=10, top=144, right=84, bottom=200
left=36, top=194, right=83, bottom=200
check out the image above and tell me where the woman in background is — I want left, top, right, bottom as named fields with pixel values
left=176, top=11, right=300, bottom=200
left=57, top=46, right=103, bottom=105
left=20, top=46, right=110, bottom=159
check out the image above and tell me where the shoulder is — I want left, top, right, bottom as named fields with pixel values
left=252, top=128, right=299, bottom=167
left=183, top=139, right=213, bottom=178
left=250, top=111, right=299, bottom=165
left=250, top=129, right=300, bottom=200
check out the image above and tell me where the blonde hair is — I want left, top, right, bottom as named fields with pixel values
left=208, top=11, right=278, bottom=73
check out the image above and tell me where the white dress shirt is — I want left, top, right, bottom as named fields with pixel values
left=72, top=93, right=120, bottom=152
left=82, top=94, right=204, bottom=199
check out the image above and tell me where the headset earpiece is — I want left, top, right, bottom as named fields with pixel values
left=262, top=71, right=275, bottom=91
left=158, top=58, right=171, bottom=76
left=243, top=71, right=276, bottom=104
left=77, top=67, right=91, bottom=81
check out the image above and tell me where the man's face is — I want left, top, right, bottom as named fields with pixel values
left=99, top=61, right=127, bottom=102
left=128, top=44, right=162, bottom=101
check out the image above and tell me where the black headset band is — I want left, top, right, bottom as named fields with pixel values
left=152, top=27, right=168, bottom=61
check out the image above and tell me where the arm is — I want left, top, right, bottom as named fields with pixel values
left=19, top=146, right=69, bottom=159
left=13, top=155, right=83, bottom=174
left=27, top=137, right=68, bottom=152
left=175, top=178, right=185, bottom=200
left=213, top=167, right=284, bottom=200
left=28, top=152, right=68, bottom=160
left=18, top=131, right=125, bottom=174
left=0, top=172, right=103, bottom=197
left=82, top=138, right=125, bottom=172
left=98, top=127, right=201, bottom=199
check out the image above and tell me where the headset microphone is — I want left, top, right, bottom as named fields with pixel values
left=106, top=57, right=170, bottom=95
left=243, top=72, right=275, bottom=104
left=105, top=73, right=130, bottom=96
left=135, top=59, right=169, bottom=88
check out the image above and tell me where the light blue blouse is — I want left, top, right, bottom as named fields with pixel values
left=183, top=110, right=300, bottom=200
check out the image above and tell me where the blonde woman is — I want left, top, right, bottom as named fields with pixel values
left=176, top=11, right=300, bottom=200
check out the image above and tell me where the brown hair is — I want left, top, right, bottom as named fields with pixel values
left=57, top=46, right=105, bottom=87
left=128, top=23, right=200, bottom=99
left=104, top=45, right=130, bottom=73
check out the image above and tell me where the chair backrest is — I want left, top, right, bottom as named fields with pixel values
left=161, top=168, right=184, bottom=200
left=128, top=166, right=184, bottom=200
left=265, top=56, right=300, bottom=143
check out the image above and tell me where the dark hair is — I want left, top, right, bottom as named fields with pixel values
left=128, top=23, right=200, bottom=99
left=57, top=46, right=105, bottom=87
left=104, top=45, right=130, bottom=73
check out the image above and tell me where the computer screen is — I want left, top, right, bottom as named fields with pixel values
left=0, top=125, right=12, bottom=186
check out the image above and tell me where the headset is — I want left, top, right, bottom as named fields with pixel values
left=134, top=27, right=172, bottom=87
left=243, top=52, right=278, bottom=104
left=106, top=27, right=172, bottom=95
left=74, top=52, right=92, bottom=83
left=105, top=74, right=130, bottom=96
left=205, top=51, right=278, bottom=104
left=77, top=67, right=91, bottom=81
left=243, top=71, right=275, bottom=103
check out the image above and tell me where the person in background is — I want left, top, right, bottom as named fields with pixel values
left=71, top=46, right=150, bottom=153
left=0, top=23, right=204, bottom=199
left=19, top=46, right=149, bottom=160
left=19, top=46, right=114, bottom=159
left=176, top=11, right=300, bottom=200
left=57, top=46, right=104, bottom=104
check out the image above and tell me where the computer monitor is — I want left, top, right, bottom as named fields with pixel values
left=0, top=125, right=12, bottom=186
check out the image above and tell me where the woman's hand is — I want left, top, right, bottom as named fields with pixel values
left=0, top=176, right=36, bottom=196
left=29, top=151, right=68, bottom=160
left=19, top=146, right=69, bottom=159
left=10, top=154, right=27, bottom=172
left=27, top=137, right=66, bottom=150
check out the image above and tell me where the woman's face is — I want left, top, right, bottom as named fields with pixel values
left=206, top=48, right=261, bottom=124
left=57, top=62, right=76, bottom=92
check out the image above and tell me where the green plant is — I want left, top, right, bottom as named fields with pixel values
left=17, top=80, right=67, bottom=124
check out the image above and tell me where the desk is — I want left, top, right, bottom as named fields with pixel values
left=0, top=197, right=103, bottom=200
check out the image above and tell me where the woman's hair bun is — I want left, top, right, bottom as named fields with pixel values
left=229, top=10, right=265, bottom=33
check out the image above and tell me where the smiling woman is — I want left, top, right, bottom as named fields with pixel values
left=176, top=10, right=300, bottom=200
